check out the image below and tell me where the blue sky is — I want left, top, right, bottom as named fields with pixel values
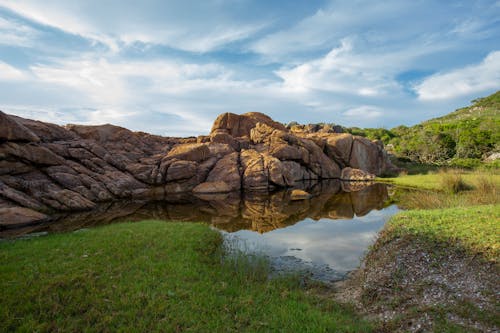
left=0, top=0, right=499, bottom=136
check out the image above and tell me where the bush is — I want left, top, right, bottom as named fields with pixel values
left=480, top=160, right=500, bottom=170
left=448, top=158, right=481, bottom=169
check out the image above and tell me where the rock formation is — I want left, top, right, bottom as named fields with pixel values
left=0, top=110, right=397, bottom=228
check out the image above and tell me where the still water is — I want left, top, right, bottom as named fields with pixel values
left=1, top=181, right=399, bottom=281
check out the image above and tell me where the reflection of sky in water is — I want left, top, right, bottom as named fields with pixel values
left=225, top=205, right=400, bottom=273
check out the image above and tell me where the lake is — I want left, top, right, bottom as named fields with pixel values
left=1, top=181, right=399, bottom=282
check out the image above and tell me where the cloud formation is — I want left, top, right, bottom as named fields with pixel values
left=0, top=61, right=26, bottom=80
left=414, top=51, right=500, bottom=100
left=0, top=1, right=498, bottom=135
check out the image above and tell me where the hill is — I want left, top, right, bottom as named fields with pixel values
left=345, top=91, right=500, bottom=166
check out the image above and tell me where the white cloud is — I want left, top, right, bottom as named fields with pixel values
left=275, top=38, right=402, bottom=97
left=343, top=106, right=383, bottom=119
left=0, top=16, right=38, bottom=47
left=29, top=57, right=244, bottom=103
left=414, top=51, right=500, bottom=100
left=0, top=1, right=499, bottom=134
left=0, top=61, right=27, bottom=80
left=0, top=0, right=266, bottom=53
left=0, top=1, right=121, bottom=51
left=0, top=56, right=292, bottom=135
left=250, top=1, right=426, bottom=60
left=122, top=23, right=267, bottom=54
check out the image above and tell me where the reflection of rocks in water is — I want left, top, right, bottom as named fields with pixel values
left=1, top=181, right=389, bottom=237
left=350, top=183, right=389, bottom=216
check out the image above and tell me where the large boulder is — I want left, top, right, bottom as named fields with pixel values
left=240, top=149, right=294, bottom=191
left=0, top=111, right=40, bottom=142
left=349, top=136, right=384, bottom=175
left=206, top=152, right=241, bottom=191
left=0, top=207, right=47, bottom=228
left=166, top=143, right=210, bottom=162
left=325, top=133, right=354, bottom=168
left=210, top=112, right=286, bottom=138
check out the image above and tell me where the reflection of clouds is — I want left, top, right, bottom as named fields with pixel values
left=230, top=205, right=399, bottom=272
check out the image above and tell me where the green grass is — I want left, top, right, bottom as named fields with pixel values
left=0, top=221, right=372, bottom=332
left=380, top=169, right=499, bottom=210
left=381, top=169, right=500, bottom=191
left=385, top=205, right=500, bottom=261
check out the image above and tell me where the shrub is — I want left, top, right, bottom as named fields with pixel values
left=448, top=158, right=481, bottom=169
left=480, top=160, right=500, bottom=170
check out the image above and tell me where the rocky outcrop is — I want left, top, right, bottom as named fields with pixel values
left=0, top=111, right=41, bottom=142
left=211, top=112, right=287, bottom=138
left=0, top=111, right=396, bottom=227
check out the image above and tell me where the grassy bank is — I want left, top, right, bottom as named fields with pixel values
left=381, top=169, right=500, bottom=191
left=342, top=169, right=500, bottom=331
left=346, top=205, right=500, bottom=332
left=383, top=205, right=499, bottom=263
left=0, top=221, right=371, bottom=332
left=380, top=169, right=499, bottom=210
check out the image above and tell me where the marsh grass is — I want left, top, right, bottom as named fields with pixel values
left=221, top=235, right=271, bottom=283
left=386, top=169, right=499, bottom=209
left=439, top=170, right=473, bottom=194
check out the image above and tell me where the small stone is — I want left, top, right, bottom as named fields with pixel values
left=290, top=189, right=312, bottom=200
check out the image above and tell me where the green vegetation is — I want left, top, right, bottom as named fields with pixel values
left=360, top=169, right=500, bottom=331
left=296, top=91, right=499, bottom=168
left=370, top=205, right=500, bottom=331
left=385, top=205, right=499, bottom=261
left=390, top=92, right=499, bottom=164
left=0, top=221, right=371, bottom=332
left=382, top=169, right=500, bottom=191
left=346, top=91, right=500, bottom=166
left=381, top=169, right=499, bottom=209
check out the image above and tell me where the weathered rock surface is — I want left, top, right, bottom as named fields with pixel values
left=193, top=181, right=231, bottom=194
left=0, top=110, right=396, bottom=228
left=0, top=111, right=40, bottom=142
left=340, top=167, right=375, bottom=181
left=211, top=112, right=286, bottom=138
left=0, top=207, right=47, bottom=227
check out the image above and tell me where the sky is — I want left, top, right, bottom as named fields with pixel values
left=0, top=0, right=499, bottom=137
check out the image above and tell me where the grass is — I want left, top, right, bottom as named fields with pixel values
left=380, top=168, right=500, bottom=191
left=384, top=205, right=500, bottom=262
left=380, top=169, right=499, bottom=210
left=373, top=204, right=500, bottom=332
left=0, top=221, right=372, bottom=332
left=359, top=167, right=500, bottom=330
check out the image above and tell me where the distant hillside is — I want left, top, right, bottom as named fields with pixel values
left=344, top=91, right=500, bottom=166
